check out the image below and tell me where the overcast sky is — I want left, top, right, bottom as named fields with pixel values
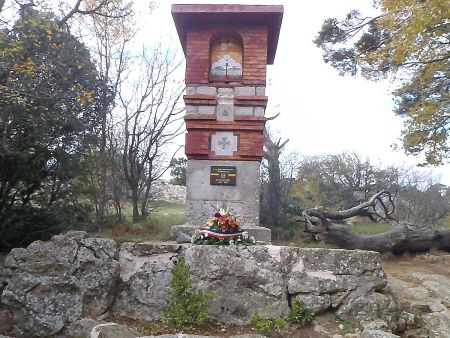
left=139, top=0, right=450, bottom=185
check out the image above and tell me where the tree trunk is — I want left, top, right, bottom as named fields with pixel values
left=305, top=222, right=450, bottom=254
left=130, top=183, right=140, bottom=223
left=263, top=129, right=288, bottom=227
left=301, top=191, right=450, bottom=254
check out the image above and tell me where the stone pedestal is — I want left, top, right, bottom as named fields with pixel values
left=186, top=160, right=260, bottom=226
left=169, top=159, right=272, bottom=243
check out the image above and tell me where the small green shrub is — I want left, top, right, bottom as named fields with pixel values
left=250, top=312, right=273, bottom=336
left=274, top=317, right=287, bottom=332
left=251, top=301, right=314, bottom=336
left=163, top=256, right=211, bottom=328
left=287, top=299, right=314, bottom=325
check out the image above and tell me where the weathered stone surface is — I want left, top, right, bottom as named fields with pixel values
left=388, top=271, right=450, bottom=337
left=0, top=305, right=13, bottom=335
left=186, top=160, right=261, bottom=227
left=183, top=245, right=288, bottom=325
left=235, top=86, right=255, bottom=96
left=114, top=244, right=399, bottom=330
left=255, top=86, right=265, bottom=96
left=422, top=309, right=450, bottom=338
left=216, top=104, right=234, bottom=121
left=196, top=86, right=217, bottom=96
left=113, top=242, right=180, bottom=322
left=185, top=86, right=196, bottom=95
left=281, top=248, right=400, bottom=331
left=143, top=335, right=267, bottom=338
left=67, top=318, right=140, bottom=338
left=254, top=106, right=265, bottom=116
left=1, top=236, right=401, bottom=336
left=1, top=231, right=119, bottom=336
left=150, top=180, right=186, bottom=202
left=361, top=330, right=400, bottom=338
left=197, top=106, right=215, bottom=115
left=185, top=105, right=198, bottom=115
left=218, top=87, right=234, bottom=95
left=409, top=273, right=450, bottom=307
left=235, top=106, right=254, bottom=116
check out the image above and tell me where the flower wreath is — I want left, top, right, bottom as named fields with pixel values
left=191, top=208, right=256, bottom=245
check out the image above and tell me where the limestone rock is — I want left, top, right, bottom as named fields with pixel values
left=388, top=272, right=450, bottom=337
left=361, top=330, right=400, bottom=338
left=150, top=180, right=186, bottom=202
left=283, top=248, right=399, bottom=331
left=113, top=242, right=180, bottom=321
left=183, top=245, right=288, bottom=325
left=422, top=309, right=450, bottom=338
left=409, top=273, right=450, bottom=307
left=1, top=237, right=401, bottom=336
left=67, top=319, right=140, bottom=338
left=1, top=231, right=120, bottom=336
left=115, top=244, right=399, bottom=329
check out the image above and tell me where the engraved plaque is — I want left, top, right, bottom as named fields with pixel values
left=210, top=166, right=237, bottom=186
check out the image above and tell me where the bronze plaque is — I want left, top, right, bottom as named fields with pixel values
left=210, top=166, right=237, bottom=186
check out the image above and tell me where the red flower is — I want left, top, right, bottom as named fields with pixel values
left=214, top=212, right=221, bottom=218
left=217, top=215, right=228, bottom=224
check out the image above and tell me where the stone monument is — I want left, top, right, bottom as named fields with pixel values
left=170, top=4, right=283, bottom=242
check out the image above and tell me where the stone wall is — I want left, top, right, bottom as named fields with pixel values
left=150, top=180, right=186, bottom=202
left=0, top=232, right=402, bottom=337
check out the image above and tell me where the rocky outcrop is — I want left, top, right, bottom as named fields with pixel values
left=0, top=231, right=119, bottom=336
left=388, top=265, right=450, bottom=338
left=0, top=232, right=402, bottom=336
left=115, top=242, right=400, bottom=331
left=67, top=318, right=268, bottom=338
left=113, top=242, right=181, bottom=322
left=151, top=180, right=186, bottom=202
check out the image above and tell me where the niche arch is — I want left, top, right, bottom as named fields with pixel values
left=210, top=35, right=243, bottom=82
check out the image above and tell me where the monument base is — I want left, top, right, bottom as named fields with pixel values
left=171, top=223, right=271, bottom=243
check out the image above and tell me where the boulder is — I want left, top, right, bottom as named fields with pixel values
left=115, top=244, right=400, bottom=330
left=361, top=330, right=400, bottom=338
left=388, top=272, right=450, bottom=337
left=67, top=318, right=140, bottom=338
left=0, top=231, right=120, bottom=336
left=282, top=248, right=400, bottom=332
left=113, top=242, right=180, bottom=321
left=183, top=245, right=288, bottom=324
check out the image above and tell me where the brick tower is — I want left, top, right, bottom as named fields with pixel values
left=171, top=4, right=283, bottom=241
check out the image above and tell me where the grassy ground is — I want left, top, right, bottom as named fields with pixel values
left=90, top=201, right=395, bottom=247
left=90, top=201, right=185, bottom=243
left=343, top=219, right=394, bottom=235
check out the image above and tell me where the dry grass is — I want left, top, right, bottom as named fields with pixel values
left=91, top=201, right=185, bottom=243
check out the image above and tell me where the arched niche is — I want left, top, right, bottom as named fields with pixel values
left=210, top=36, right=243, bottom=82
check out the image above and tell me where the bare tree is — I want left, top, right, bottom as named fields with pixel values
left=263, top=128, right=288, bottom=227
left=78, top=0, right=134, bottom=227
left=118, top=47, right=184, bottom=223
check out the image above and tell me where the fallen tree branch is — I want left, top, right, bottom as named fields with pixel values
left=301, top=191, right=450, bottom=254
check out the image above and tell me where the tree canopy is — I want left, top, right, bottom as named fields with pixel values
left=314, top=0, right=449, bottom=165
left=0, top=8, right=101, bottom=209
